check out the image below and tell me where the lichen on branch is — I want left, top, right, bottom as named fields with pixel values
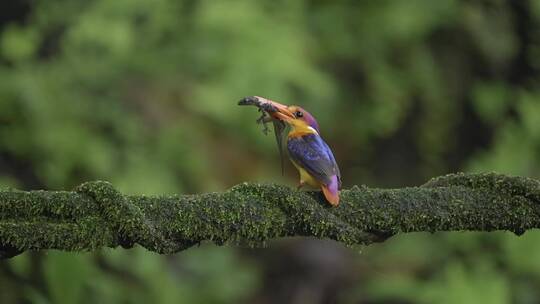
left=1, top=172, right=539, bottom=259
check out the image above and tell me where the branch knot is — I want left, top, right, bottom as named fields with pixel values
left=75, top=181, right=190, bottom=254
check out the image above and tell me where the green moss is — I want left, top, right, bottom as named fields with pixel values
left=1, top=173, right=540, bottom=258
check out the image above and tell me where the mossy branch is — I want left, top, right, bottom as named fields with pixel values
left=1, top=173, right=540, bottom=259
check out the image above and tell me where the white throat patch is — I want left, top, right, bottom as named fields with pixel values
left=307, top=126, right=319, bottom=135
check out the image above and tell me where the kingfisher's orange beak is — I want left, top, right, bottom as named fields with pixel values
left=254, top=96, right=295, bottom=122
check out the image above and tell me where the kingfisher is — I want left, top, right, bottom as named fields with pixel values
left=239, top=96, right=342, bottom=206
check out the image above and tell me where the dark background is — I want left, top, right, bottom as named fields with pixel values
left=1, top=0, right=540, bottom=303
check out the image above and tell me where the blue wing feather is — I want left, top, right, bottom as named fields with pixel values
left=287, top=134, right=341, bottom=188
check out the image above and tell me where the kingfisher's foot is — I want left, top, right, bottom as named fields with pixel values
left=297, top=182, right=305, bottom=190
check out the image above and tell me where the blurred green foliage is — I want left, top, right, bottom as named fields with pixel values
left=1, top=0, right=540, bottom=303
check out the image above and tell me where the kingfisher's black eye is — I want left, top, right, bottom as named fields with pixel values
left=295, top=111, right=303, bottom=118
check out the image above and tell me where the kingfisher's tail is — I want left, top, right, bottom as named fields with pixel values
left=321, top=175, right=340, bottom=206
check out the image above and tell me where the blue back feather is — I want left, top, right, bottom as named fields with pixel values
left=287, top=134, right=341, bottom=187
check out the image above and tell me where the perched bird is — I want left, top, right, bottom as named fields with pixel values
left=240, top=96, right=342, bottom=206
